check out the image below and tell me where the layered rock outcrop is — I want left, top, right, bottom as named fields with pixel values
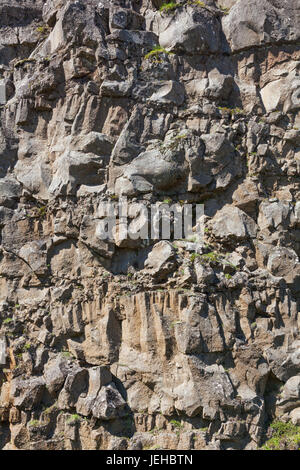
left=0, top=0, right=300, bottom=450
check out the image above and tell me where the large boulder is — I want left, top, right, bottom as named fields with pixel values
left=260, top=69, right=300, bottom=113
left=144, top=241, right=177, bottom=280
left=267, top=247, right=300, bottom=286
left=57, top=367, right=88, bottom=409
left=49, top=150, right=107, bottom=196
left=258, top=201, right=291, bottom=231
left=222, top=0, right=300, bottom=52
left=10, top=377, right=45, bottom=410
left=0, top=177, right=22, bottom=208
left=209, top=205, right=257, bottom=241
left=91, top=383, right=128, bottom=420
left=149, top=81, right=185, bottom=106
left=76, top=366, right=112, bottom=417
left=158, top=3, right=223, bottom=54
left=114, top=148, right=185, bottom=196
left=277, top=376, right=300, bottom=412
left=43, top=355, right=73, bottom=395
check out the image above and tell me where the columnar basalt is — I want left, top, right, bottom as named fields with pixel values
left=0, top=0, right=300, bottom=450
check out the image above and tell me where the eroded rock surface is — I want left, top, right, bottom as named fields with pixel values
left=0, top=0, right=300, bottom=451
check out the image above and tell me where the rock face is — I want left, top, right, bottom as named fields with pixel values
left=0, top=0, right=300, bottom=451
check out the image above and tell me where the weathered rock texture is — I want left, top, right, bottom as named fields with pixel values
left=0, top=0, right=300, bottom=450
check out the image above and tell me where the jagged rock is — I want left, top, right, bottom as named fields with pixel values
left=159, top=3, right=222, bottom=54
left=290, top=408, right=300, bottom=425
left=91, top=383, right=128, bottom=420
left=209, top=205, right=257, bottom=241
left=0, top=0, right=300, bottom=452
left=49, top=151, right=107, bottom=196
left=114, top=148, right=185, bottom=196
left=58, top=367, right=88, bottom=409
left=0, top=80, right=5, bottom=104
left=198, top=133, right=239, bottom=190
left=260, top=71, right=300, bottom=113
left=144, top=241, right=176, bottom=279
left=10, top=377, right=45, bottom=410
left=80, top=215, right=115, bottom=258
left=0, top=176, right=21, bottom=207
left=76, top=366, right=112, bottom=416
left=43, top=355, right=73, bottom=395
left=109, top=6, right=145, bottom=31
left=149, top=81, right=185, bottom=105
left=267, top=247, right=300, bottom=286
left=223, top=0, right=300, bottom=52
left=277, top=376, right=300, bottom=413
left=258, top=200, right=291, bottom=231
left=70, top=132, right=114, bottom=156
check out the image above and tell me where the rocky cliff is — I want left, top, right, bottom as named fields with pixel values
left=0, top=0, right=300, bottom=450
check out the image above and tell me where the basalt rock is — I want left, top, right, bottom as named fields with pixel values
left=0, top=0, right=300, bottom=451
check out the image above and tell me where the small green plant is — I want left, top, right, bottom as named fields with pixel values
left=28, top=419, right=40, bottom=427
left=159, top=2, right=180, bottom=14
left=170, top=419, right=184, bottom=429
left=36, top=25, right=50, bottom=36
left=15, top=58, right=36, bottom=68
left=170, top=320, right=183, bottom=328
left=162, top=198, right=172, bottom=204
left=145, top=46, right=171, bottom=61
left=225, top=273, right=232, bottom=280
left=188, top=0, right=206, bottom=7
left=190, top=253, right=201, bottom=263
left=261, top=421, right=300, bottom=450
left=3, top=318, right=13, bottom=325
left=38, top=206, right=47, bottom=217
left=61, top=350, right=72, bottom=359
left=67, top=414, right=81, bottom=424
left=24, top=343, right=31, bottom=351
left=200, top=251, right=221, bottom=263
left=219, top=5, right=230, bottom=14
left=218, top=106, right=245, bottom=116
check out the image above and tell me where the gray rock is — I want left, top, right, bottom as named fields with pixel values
left=144, top=241, right=177, bottom=279
left=290, top=407, right=300, bottom=425
left=91, top=383, right=128, bottom=420
left=49, top=150, right=107, bottom=196
left=0, top=177, right=22, bottom=208
left=70, top=132, right=114, bottom=157
left=114, top=148, right=185, bottom=196
left=149, top=81, right=185, bottom=105
left=210, top=205, right=257, bottom=241
left=109, top=6, right=144, bottom=31
left=43, top=355, right=72, bottom=395
left=76, top=366, right=112, bottom=417
left=10, top=377, right=45, bottom=410
left=267, top=247, right=300, bottom=283
left=159, top=4, right=222, bottom=54
left=258, top=200, right=291, bottom=230
left=278, top=376, right=300, bottom=412
left=101, top=80, right=132, bottom=97
left=223, top=0, right=300, bottom=52
left=58, top=367, right=88, bottom=409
